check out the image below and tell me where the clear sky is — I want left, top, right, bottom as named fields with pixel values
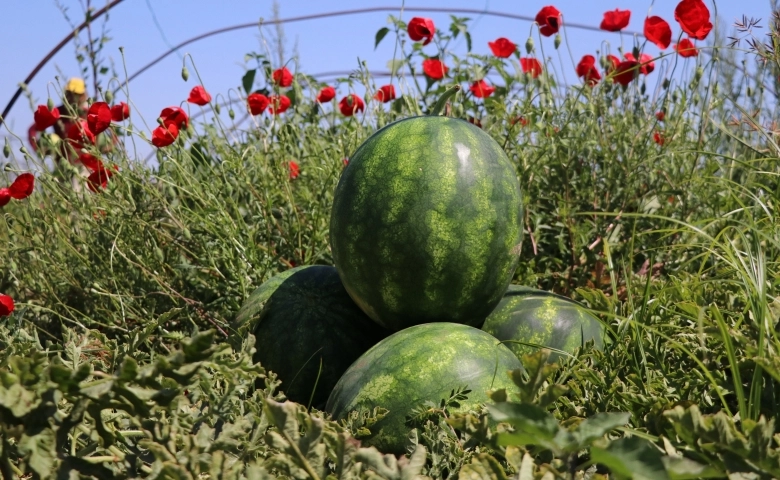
left=0, top=0, right=770, bottom=162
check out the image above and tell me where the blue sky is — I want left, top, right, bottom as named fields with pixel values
left=0, top=0, right=769, bottom=162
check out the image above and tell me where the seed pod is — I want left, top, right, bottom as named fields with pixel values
left=525, top=37, right=534, bottom=54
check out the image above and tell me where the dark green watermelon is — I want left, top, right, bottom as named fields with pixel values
left=329, top=116, right=523, bottom=331
left=325, top=322, right=522, bottom=453
left=481, top=285, right=605, bottom=362
left=251, top=266, right=389, bottom=407
left=231, top=265, right=312, bottom=338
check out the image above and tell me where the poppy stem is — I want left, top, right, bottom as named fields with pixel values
left=430, top=85, right=460, bottom=116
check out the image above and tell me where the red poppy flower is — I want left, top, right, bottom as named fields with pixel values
left=644, top=16, right=672, bottom=49
left=338, top=94, right=365, bottom=117
left=268, top=95, right=291, bottom=115
left=407, top=17, right=435, bottom=46
left=288, top=160, right=300, bottom=179
left=87, top=167, right=115, bottom=192
left=0, top=189, right=9, bottom=208
left=272, top=67, right=294, bottom=87
left=422, top=58, right=449, bottom=80
left=66, top=120, right=96, bottom=148
left=675, top=38, right=698, bottom=57
left=33, top=105, right=60, bottom=131
left=9, top=173, right=35, bottom=200
left=0, top=294, right=13, bottom=317
left=674, top=0, right=712, bottom=40
left=612, top=60, right=640, bottom=86
left=511, top=116, right=529, bottom=127
left=111, top=102, right=130, bottom=121
left=600, top=9, right=631, bottom=32
left=604, top=54, right=621, bottom=71
left=342, top=158, right=349, bottom=166
left=624, top=53, right=655, bottom=75
left=535, top=5, right=562, bottom=37
left=520, top=58, right=543, bottom=78
left=187, top=86, right=212, bottom=106
left=87, top=102, right=112, bottom=135
left=160, top=106, right=189, bottom=130
left=656, top=111, right=666, bottom=121
left=374, top=84, right=397, bottom=103
left=151, top=123, right=179, bottom=148
left=469, top=79, right=495, bottom=98
left=576, top=55, right=602, bottom=86
left=653, top=131, right=665, bottom=146
left=247, top=93, right=270, bottom=115
left=317, top=86, right=336, bottom=102
left=488, top=37, right=517, bottom=58
left=78, top=153, right=103, bottom=172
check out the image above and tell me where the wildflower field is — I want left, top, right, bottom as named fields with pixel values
left=1, top=0, right=779, bottom=478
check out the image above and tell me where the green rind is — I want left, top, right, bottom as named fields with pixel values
left=482, top=286, right=605, bottom=362
left=231, top=265, right=312, bottom=337
left=330, top=116, right=523, bottom=331
left=325, top=322, right=522, bottom=453
left=253, top=266, right=390, bottom=407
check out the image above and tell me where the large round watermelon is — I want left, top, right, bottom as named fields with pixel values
left=252, top=266, right=389, bottom=408
left=329, top=116, right=523, bottom=331
left=481, top=285, right=605, bottom=362
left=325, top=322, right=522, bottom=453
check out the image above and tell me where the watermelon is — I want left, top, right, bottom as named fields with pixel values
left=481, top=285, right=605, bottom=362
left=251, top=266, right=390, bottom=407
left=231, top=265, right=312, bottom=338
left=325, top=322, right=522, bottom=453
left=329, top=116, right=523, bottom=331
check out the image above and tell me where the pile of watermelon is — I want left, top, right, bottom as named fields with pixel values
left=235, top=115, right=605, bottom=454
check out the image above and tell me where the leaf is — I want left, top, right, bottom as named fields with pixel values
left=375, top=27, right=390, bottom=50
left=18, top=429, right=57, bottom=476
left=573, top=412, right=631, bottom=447
left=458, top=453, right=508, bottom=480
left=510, top=351, right=557, bottom=403
left=662, top=456, right=724, bottom=479
left=242, top=69, right=257, bottom=94
left=590, top=436, right=670, bottom=480
left=518, top=452, right=535, bottom=480
left=488, top=403, right=567, bottom=453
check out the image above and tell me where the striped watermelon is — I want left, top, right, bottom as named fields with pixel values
left=325, top=322, right=522, bottom=453
left=250, top=266, right=389, bottom=407
left=481, top=285, right=605, bottom=362
left=329, top=116, right=523, bottom=331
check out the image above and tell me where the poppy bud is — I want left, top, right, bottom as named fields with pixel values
left=229, top=109, right=235, bottom=119
left=663, top=78, right=670, bottom=89
left=525, top=37, right=534, bottom=54
left=47, top=98, right=55, bottom=110
left=182, top=66, right=190, bottom=82
left=105, top=90, right=114, bottom=104
left=694, top=66, right=703, bottom=82
left=554, top=34, right=561, bottom=49
left=214, top=103, right=221, bottom=114
left=3, top=139, right=9, bottom=158
left=640, top=82, right=646, bottom=95
left=20, top=146, right=29, bottom=156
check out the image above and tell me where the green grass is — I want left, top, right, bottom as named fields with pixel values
left=0, top=7, right=779, bottom=479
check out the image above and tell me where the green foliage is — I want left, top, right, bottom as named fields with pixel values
left=1, top=7, right=780, bottom=479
